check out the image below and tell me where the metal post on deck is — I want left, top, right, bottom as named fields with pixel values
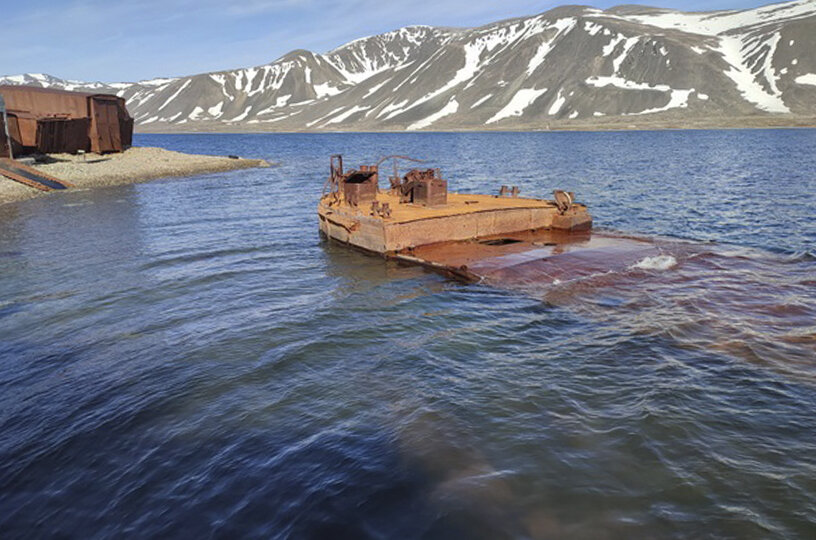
left=0, top=95, right=12, bottom=160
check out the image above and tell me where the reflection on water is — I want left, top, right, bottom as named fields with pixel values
left=0, top=131, right=815, bottom=538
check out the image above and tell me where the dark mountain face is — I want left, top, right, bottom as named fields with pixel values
left=3, top=1, right=815, bottom=131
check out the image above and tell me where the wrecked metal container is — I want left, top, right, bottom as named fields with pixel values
left=0, top=85, right=90, bottom=118
left=3, top=114, right=23, bottom=157
left=342, top=165, right=379, bottom=207
left=88, top=95, right=124, bottom=153
left=9, top=111, right=37, bottom=148
left=408, top=169, right=447, bottom=206
left=0, top=85, right=133, bottom=155
left=36, top=117, right=90, bottom=154
left=120, top=116, right=134, bottom=148
left=0, top=126, right=8, bottom=159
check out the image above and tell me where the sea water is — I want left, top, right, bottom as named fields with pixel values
left=0, top=130, right=814, bottom=538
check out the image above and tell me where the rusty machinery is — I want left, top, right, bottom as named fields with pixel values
left=380, top=155, right=447, bottom=207
left=498, top=185, right=521, bottom=198
left=323, top=154, right=449, bottom=211
left=397, top=168, right=447, bottom=206
left=323, top=155, right=582, bottom=220
left=553, top=190, right=574, bottom=214
left=322, top=154, right=378, bottom=207
left=343, top=165, right=378, bottom=207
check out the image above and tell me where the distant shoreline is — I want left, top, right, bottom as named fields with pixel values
left=135, top=115, right=816, bottom=135
left=0, top=147, right=270, bottom=206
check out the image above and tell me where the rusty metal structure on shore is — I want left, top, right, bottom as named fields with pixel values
left=318, top=155, right=596, bottom=282
left=0, top=85, right=133, bottom=158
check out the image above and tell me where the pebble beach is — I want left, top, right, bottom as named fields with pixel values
left=0, top=146, right=270, bottom=205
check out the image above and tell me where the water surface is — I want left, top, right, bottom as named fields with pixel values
left=1, top=130, right=814, bottom=538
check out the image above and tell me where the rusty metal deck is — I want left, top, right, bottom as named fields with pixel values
left=390, top=229, right=661, bottom=284
left=350, top=191, right=561, bottom=222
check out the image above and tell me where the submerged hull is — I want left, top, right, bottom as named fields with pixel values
left=392, top=229, right=662, bottom=284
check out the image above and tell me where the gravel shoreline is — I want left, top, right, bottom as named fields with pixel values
left=0, top=147, right=270, bottom=206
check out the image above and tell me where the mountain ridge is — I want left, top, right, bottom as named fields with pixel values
left=2, top=0, right=815, bottom=131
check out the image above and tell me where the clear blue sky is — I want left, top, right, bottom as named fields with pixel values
left=1, top=0, right=785, bottom=82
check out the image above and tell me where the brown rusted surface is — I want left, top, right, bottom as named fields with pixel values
left=0, top=86, right=91, bottom=118
left=0, top=85, right=132, bottom=155
left=120, top=116, right=134, bottom=148
left=401, top=168, right=448, bottom=206
left=398, top=230, right=658, bottom=284
left=11, top=112, right=38, bottom=148
left=4, top=114, right=23, bottom=156
left=551, top=210, right=593, bottom=231
left=325, top=190, right=565, bottom=221
left=342, top=167, right=378, bottom=207
left=0, top=129, right=8, bottom=159
left=318, top=154, right=593, bottom=259
left=319, top=191, right=587, bottom=253
left=88, top=96, right=124, bottom=153
left=36, top=117, right=91, bottom=154
left=553, top=190, right=574, bottom=213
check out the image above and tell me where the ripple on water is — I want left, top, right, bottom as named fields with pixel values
left=0, top=131, right=815, bottom=538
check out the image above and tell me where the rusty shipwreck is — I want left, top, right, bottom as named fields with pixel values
left=317, top=155, right=618, bottom=283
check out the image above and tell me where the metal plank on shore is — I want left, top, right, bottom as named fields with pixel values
left=0, top=158, right=73, bottom=191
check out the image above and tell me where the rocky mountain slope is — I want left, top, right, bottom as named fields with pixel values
left=2, top=0, right=815, bottom=131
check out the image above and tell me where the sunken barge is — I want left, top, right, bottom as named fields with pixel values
left=318, top=155, right=596, bottom=282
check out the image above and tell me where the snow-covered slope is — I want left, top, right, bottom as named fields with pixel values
left=2, top=1, right=814, bottom=130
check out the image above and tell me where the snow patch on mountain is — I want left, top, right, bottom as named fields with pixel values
left=630, top=0, right=816, bottom=35
left=326, top=105, right=370, bottom=125
left=548, top=91, right=567, bottom=115
left=408, top=99, right=460, bottom=130
left=158, top=80, right=191, bottom=111
left=487, top=88, right=548, bottom=124
left=526, top=18, right=577, bottom=75
left=471, top=94, right=493, bottom=108
left=717, top=34, right=790, bottom=113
